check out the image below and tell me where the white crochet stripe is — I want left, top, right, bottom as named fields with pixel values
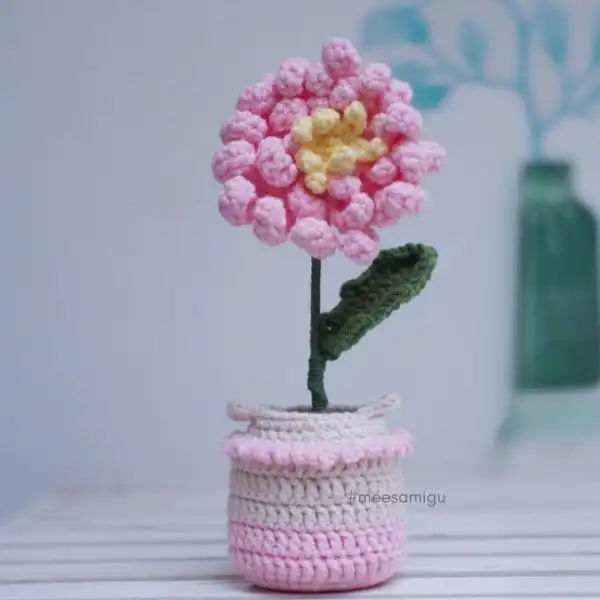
left=229, top=455, right=402, bottom=477
left=229, top=460, right=403, bottom=506
left=244, top=417, right=387, bottom=442
left=228, top=396, right=400, bottom=442
left=227, top=395, right=401, bottom=423
left=228, top=495, right=405, bottom=531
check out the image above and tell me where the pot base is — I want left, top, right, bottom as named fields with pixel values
left=230, top=526, right=405, bottom=592
left=225, top=397, right=409, bottom=593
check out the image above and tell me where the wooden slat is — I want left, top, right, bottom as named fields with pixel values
left=2, top=485, right=599, bottom=598
left=2, top=575, right=600, bottom=600
left=2, top=535, right=600, bottom=564
left=11, top=505, right=600, bottom=532
left=2, top=553, right=600, bottom=584
left=3, top=509, right=600, bottom=545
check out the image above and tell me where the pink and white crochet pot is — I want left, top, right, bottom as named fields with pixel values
left=224, top=395, right=412, bottom=592
left=211, top=36, right=443, bottom=593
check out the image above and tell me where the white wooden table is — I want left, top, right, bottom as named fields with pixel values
left=1, top=479, right=600, bottom=599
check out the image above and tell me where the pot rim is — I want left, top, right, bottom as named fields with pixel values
left=227, top=394, right=401, bottom=422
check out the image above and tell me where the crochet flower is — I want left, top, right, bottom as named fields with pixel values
left=212, top=38, right=445, bottom=265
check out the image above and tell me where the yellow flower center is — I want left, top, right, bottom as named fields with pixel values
left=291, top=101, right=387, bottom=195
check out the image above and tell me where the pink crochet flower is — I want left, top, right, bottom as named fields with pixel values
left=212, top=38, right=445, bottom=265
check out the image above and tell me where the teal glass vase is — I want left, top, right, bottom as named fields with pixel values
left=515, top=161, right=600, bottom=390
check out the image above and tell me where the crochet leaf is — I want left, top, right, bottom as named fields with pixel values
left=318, top=244, right=437, bottom=361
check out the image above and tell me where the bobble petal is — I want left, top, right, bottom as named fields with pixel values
left=391, top=142, right=427, bottom=184
left=368, top=157, right=398, bottom=186
left=329, top=77, right=359, bottom=110
left=384, top=102, right=423, bottom=139
left=327, top=176, right=361, bottom=200
left=360, top=63, right=392, bottom=97
left=220, top=111, right=267, bottom=146
left=211, top=140, right=256, bottom=183
left=269, top=98, right=309, bottom=134
left=236, top=75, right=277, bottom=116
left=337, top=229, right=379, bottom=265
left=252, top=196, right=288, bottom=246
left=256, top=137, right=298, bottom=188
left=307, top=97, right=330, bottom=113
left=331, top=192, right=374, bottom=231
left=287, top=184, right=326, bottom=219
left=381, top=79, right=413, bottom=111
left=305, top=61, right=335, bottom=97
left=289, top=217, right=337, bottom=259
left=275, top=58, right=310, bottom=98
left=218, top=175, right=257, bottom=225
left=321, top=38, right=361, bottom=80
left=281, top=132, right=299, bottom=154
left=372, top=182, right=425, bottom=227
left=420, top=140, right=446, bottom=173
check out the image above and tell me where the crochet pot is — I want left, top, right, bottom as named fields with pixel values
left=223, top=395, right=412, bottom=592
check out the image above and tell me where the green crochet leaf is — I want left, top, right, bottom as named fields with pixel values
left=318, top=244, right=438, bottom=361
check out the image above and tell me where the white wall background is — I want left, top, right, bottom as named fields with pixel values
left=2, top=0, right=600, bottom=519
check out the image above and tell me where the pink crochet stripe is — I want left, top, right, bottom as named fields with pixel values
left=223, top=429, right=412, bottom=469
left=229, top=522, right=405, bottom=592
left=229, top=521, right=405, bottom=558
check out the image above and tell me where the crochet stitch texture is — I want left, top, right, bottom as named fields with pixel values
left=212, top=38, right=445, bottom=265
left=224, top=396, right=411, bottom=592
left=212, top=36, right=445, bottom=413
left=214, top=36, right=444, bottom=591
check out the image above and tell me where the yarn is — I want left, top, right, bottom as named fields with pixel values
left=308, top=258, right=327, bottom=411
left=319, top=244, right=438, bottom=361
left=292, top=101, right=388, bottom=194
left=212, top=37, right=445, bottom=265
left=224, top=397, right=409, bottom=592
left=214, top=38, right=441, bottom=593
left=229, top=490, right=400, bottom=529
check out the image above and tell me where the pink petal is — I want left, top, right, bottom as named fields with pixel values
left=218, top=175, right=257, bottom=225
left=391, top=141, right=427, bottom=184
left=275, top=58, right=310, bottom=98
left=256, top=137, right=298, bottom=188
left=381, top=79, right=413, bottom=111
left=305, top=61, right=335, bottom=97
left=307, top=97, right=330, bottom=113
left=211, top=140, right=256, bottom=183
left=372, top=181, right=425, bottom=227
left=321, top=38, right=361, bottom=80
left=289, top=217, right=337, bottom=259
left=368, top=157, right=398, bottom=186
left=252, top=196, right=288, bottom=246
left=236, top=75, right=278, bottom=116
left=287, top=183, right=326, bottom=219
left=337, top=229, right=380, bottom=265
left=269, top=98, right=309, bottom=134
left=327, top=176, right=361, bottom=200
left=281, top=132, right=299, bottom=154
left=329, top=76, right=360, bottom=110
left=331, top=192, right=374, bottom=231
left=366, top=113, right=387, bottom=138
left=420, top=140, right=446, bottom=173
left=360, top=63, right=392, bottom=97
left=384, top=102, right=423, bottom=139
left=220, top=111, right=268, bottom=146
left=392, top=140, right=445, bottom=181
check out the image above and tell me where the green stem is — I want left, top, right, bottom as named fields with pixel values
left=308, top=258, right=328, bottom=412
